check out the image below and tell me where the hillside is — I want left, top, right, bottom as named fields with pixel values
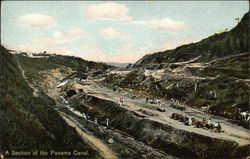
left=103, top=11, right=249, bottom=125
left=134, top=12, right=249, bottom=67
left=11, top=50, right=178, bottom=159
left=0, top=45, right=99, bottom=158
left=15, top=53, right=113, bottom=82
left=14, top=49, right=249, bottom=158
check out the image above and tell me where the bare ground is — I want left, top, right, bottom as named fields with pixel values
left=75, top=81, right=250, bottom=146
left=59, top=111, right=118, bottom=159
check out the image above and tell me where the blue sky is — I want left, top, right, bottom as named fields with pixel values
left=1, top=1, right=249, bottom=63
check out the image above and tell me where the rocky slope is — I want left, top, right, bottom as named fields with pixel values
left=104, top=56, right=249, bottom=130
left=103, top=12, right=249, bottom=125
left=34, top=70, right=249, bottom=158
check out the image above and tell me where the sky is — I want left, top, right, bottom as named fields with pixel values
left=1, top=1, right=249, bottom=63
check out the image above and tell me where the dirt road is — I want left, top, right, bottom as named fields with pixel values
left=76, top=81, right=250, bottom=146
left=59, top=112, right=118, bottom=159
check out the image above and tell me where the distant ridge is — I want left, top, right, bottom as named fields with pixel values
left=106, top=62, right=133, bottom=68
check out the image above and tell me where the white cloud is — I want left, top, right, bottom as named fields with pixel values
left=9, top=35, right=200, bottom=63
left=53, top=31, right=64, bottom=40
left=66, top=27, right=89, bottom=39
left=104, top=37, right=199, bottom=63
left=91, top=37, right=199, bottom=63
left=84, top=2, right=186, bottom=32
left=14, top=13, right=55, bottom=28
left=84, top=2, right=132, bottom=21
left=98, top=27, right=127, bottom=38
left=75, top=42, right=156, bottom=63
left=53, top=27, right=89, bottom=42
left=74, top=44, right=109, bottom=62
left=109, top=43, right=154, bottom=63
left=159, top=36, right=200, bottom=51
left=133, top=18, right=186, bottom=32
left=8, top=27, right=89, bottom=55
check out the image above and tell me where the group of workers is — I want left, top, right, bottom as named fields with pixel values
left=82, top=112, right=110, bottom=127
left=145, top=97, right=162, bottom=106
left=171, top=113, right=222, bottom=133
left=238, top=109, right=250, bottom=121
left=201, top=118, right=222, bottom=132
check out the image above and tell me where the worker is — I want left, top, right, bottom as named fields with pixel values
left=207, top=118, right=211, bottom=125
left=171, top=98, right=174, bottom=103
left=214, top=122, right=222, bottom=133
left=188, top=117, right=192, bottom=126
left=82, top=113, right=86, bottom=120
left=159, top=100, right=163, bottom=107
left=217, top=122, right=222, bottom=133
left=94, top=117, right=98, bottom=125
left=120, top=97, right=124, bottom=106
left=205, top=118, right=213, bottom=129
left=176, top=100, right=180, bottom=105
left=202, top=118, right=207, bottom=124
left=106, top=118, right=109, bottom=127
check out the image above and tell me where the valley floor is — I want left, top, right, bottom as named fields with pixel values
left=73, top=80, right=250, bottom=146
left=36, top=66, right=250, bottom=158
left=37, top=68, right=176, bottom=158
left=18, top=60, right=249, bottom=158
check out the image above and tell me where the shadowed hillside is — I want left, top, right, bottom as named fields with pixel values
left=0, top=45, right=99, bottom=158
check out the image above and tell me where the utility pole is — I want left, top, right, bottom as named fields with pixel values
left=194, top=83, right=197, bottom=91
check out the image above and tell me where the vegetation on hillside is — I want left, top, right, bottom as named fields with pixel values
left=0, top=45, right=99, bottom=158
left=16, top=54, right=112, bottom=81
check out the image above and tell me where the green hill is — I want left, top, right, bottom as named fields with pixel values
left=15, top=53, right=113, bottom=82
left=0, top=45, right=99, bottom=158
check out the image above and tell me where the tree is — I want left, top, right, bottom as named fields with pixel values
left=126, top=63, right=132, bottom=69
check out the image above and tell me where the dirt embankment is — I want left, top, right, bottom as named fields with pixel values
left=71, top=93, right=249, bottom=159
left=30, top=66, right=249, bottom=159
left=59, top=112, right=118, bottom=159
left=103, top=65, right=249, bottom=122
